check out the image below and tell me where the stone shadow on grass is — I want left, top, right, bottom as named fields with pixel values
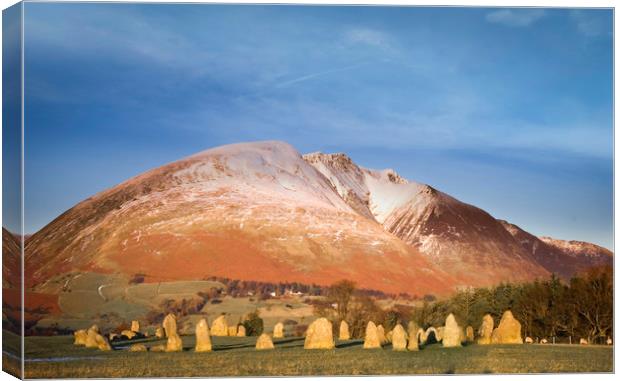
left=336, top=340, right=363, bottom=349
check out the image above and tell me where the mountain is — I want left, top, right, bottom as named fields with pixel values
left=25, top=141, right=456, bottom=296
left=304, top=153, right=550, bottom=286
left=498, top=220, right=612, bottom=279
left=24, top=141, right=611, bottom=298
left=2, top=227, right=21, bottom=288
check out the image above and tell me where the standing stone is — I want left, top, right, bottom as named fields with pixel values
left=391, top=324, right=408, bottom=351
left=150, top=344, right=166, bottom=352
left=386, top=330, right=393, bottom=343
left=121, top=330, right=136, bottom=340
left=74, top=329, right=88, bottom=346
left=237, top=325, right=247, bottom=337
left=95, top=333, right=112, bottom=351
left=491, top=310, right=523, bottom=344
left=85, top=325, right=100, bottom=348
left=436, top=326, right=444, bottom=342
left=363, top=321, right=382, bottom=349
left=256, top=333, right=275, bottom=350
left=131, top=320, right=140, bottom=333
left=210, top=315, right=229, bottom=336
left=273, top=322, right=284, bottom=338
left=128, top=343, right=147, bottom=352
left=465, top=326, right=475, bottom=342
left=377, top=325, right=387, bottom=344
left=407, top=321, right=420, bottom=351
left=339, top=320, right=350, bottom=340
left=304, top=318, right=335, bottom=349
left=155, top=326, right=164, bottom=338
left=478, top=314, right=494, bottom=345
left=443, top=313, right=462, bottom=348
left=195, top=318, right=212, bottom=352
left=228, top=326, right=238, bottom=337
left=162, top=314, right=183, bottom=352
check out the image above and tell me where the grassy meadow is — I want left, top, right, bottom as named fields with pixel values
left=7, top=330, right=612, bottom=378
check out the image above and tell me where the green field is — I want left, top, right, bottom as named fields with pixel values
left=5, top=330, right=613, bottom=378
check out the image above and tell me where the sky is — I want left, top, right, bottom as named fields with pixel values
left=19, top=3, right=613, bottom=249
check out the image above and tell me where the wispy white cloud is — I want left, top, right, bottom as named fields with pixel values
left=342, top=27, right=393, bottom=49
left=570, top=10, right=611, bottom=37
left=485, top=8, right=545, bottom=27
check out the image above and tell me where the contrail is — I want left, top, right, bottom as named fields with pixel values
left=275, top=61, right=372, bottom=88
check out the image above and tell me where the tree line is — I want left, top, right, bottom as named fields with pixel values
left=318, top=266, right=613, bottom=344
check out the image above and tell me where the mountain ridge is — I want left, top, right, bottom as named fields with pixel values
left=22, top=140, right=612, bottom=297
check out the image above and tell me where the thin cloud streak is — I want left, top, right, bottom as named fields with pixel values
left=485, top=8, right=545, bottom=27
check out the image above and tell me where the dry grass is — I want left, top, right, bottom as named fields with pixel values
left=15, top=332, right=613, bottom=378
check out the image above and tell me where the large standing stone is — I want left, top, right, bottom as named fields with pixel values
left=391, top=324, right=408, bottom=351
left=228, top=326, right=238, bottom=337
left=363, top=321, right=382, bottom=349
left=491, top=310, right=523, bottom=344
left=407, top=321, right=420, bottom=351
left=85, top=325, right=100, bottom=348
left=478, top=314, right=494, bottom=345
left=339, top=320, right=350, bottom=340
left=195, top=318, right=212, bottom=352
left=163, top=314, right=183, bottom=352
left=273, top=322, right=284, bottom=338
left=237, top=325, right=246, bottom=337
left=131, top=320, right=140, bottom=333
left=465, top=326, right=474, bottom=342
left=211, top=315, right=229, bottom=336
left=442, top=313, right=462, bottom=348
left=377, top=324, right=387, bottom=344
left=304, top=317, right=335, bottom=349
left=74, top=329, right=88, bottom=346
left=256, top=333, right=275, bottom=350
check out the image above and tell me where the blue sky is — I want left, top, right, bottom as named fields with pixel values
left=21, top=4, right=613, bottom=249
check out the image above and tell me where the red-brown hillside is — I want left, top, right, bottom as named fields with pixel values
left=25, top=141, right=457, bottom=296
